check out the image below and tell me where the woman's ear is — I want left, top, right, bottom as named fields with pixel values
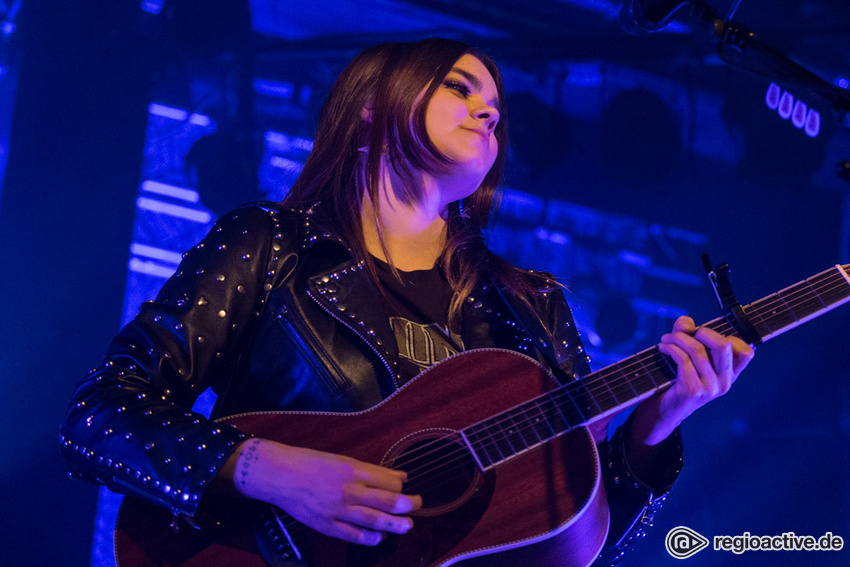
left=361, top=105, right=373, bottom=123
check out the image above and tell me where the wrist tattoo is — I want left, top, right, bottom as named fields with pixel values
left=238, top=439, right=261, bottom=487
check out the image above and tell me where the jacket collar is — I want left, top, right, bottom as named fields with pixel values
left=299, top=201, right=352, bottom=251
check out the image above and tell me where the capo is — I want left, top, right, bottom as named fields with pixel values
left=701, top=253, right=763, bottom=346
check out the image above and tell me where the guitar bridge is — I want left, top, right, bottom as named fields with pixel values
left=255, top=507, right=305, bottom=566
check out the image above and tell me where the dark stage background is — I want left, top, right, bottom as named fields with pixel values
left=0, top=1, right=848, bottom=566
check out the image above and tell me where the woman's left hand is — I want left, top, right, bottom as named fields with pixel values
left=630, top=315, right=755, bottom=447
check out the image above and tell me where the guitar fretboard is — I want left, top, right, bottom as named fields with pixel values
left=463, top=264, right=850, bottom=470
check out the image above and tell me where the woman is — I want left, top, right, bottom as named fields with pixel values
left=61, top=38, right=754, bottom=565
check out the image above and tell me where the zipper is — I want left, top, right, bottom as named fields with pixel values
left=277, top=304, right=348, bottom=395
left=306, top=286, right=398, bottom=390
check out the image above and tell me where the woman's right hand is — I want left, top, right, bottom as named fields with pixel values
left=222, top=438, right=422, bottom=546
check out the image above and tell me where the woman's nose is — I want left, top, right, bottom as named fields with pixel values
left=474, top=105, right=500, bottom=131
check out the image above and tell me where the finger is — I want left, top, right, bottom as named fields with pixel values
left=708, top=340, right=734, bottom=394
left=339, top=505, right=414, bottom=535
left=694, top=328, right=733, bottom=380
left=731, top=338, right=756, bottom=375
left=349, top=484, right=421, bottom=514
left=658, top=342, right=702, bottom=397
left=672, top=315, right=696, bottom=335
left=692, top=326, right=727, bottom=348
left=328, top=520, right=385, bottom=546
left=354, top=462, right=407, bottom=491
left=694, top=327, right=754, bottom=384
left=661, top=331, right=715, bottom=386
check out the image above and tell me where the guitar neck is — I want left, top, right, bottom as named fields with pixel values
left=463, top=264, right=850, bottom=470
left=715, top=263, right=850, bottom=344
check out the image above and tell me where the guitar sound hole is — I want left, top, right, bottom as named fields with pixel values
left=385, top=432, right=480, bottom=516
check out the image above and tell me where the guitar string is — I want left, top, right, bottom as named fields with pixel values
left=749, top=272, right=835, bottom=322
left=365, top=271, right=849, bottom=489
left=735, top=272, right=848, bottom=339
left=702, top=274, right=832, bottom=340
left=470, top=269, right=850, bottom=465
left=270, top=268, right=850, bottom=537
left=457, top=269, right=850, bottom=471
left=569, top=270, right=850, bottom=418
left=374, top=351, right=676, bottom=484
left=367, top=270, right=850, bottom=482
left=700, top=269, right=846, bottom=340
left=260, top=350, right=674, bottom=506
left=354, top=266, right=843, bottom=486
left=746, top=269, right=847, bottom=325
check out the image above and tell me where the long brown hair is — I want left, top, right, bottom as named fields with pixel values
left=283, top=38, right=557, bottom=323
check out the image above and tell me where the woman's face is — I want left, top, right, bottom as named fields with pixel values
left=424, top=54, right=501, bottom=184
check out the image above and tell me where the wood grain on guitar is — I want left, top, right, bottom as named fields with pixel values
left=114, top=264, right=850, bottom=567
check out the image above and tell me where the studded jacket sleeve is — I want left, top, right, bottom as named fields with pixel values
left=594, top=415, right=683, bottom=566
left=59, top=205, right=284, bottom=517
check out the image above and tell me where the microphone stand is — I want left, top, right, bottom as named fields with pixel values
left=680, top=2, right=850, bottom=128
left=677, top=1, right=850, bottom=182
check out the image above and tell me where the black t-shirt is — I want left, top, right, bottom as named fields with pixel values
left=373, top=257, right=465, bottom=385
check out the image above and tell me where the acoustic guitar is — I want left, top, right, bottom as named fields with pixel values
left=114, top=264, right=850, bottom=567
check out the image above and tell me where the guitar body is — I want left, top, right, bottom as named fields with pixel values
left=114, top=263, right=850, bottom=566
left=115, top=349, right=610, bottom=567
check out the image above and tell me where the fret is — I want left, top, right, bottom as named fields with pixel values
left=526, top=401, right=556, bottom=442
left=741, top=304, right=770, bottom=340
left=480, top=441, right=501, bottom=469
left=476, top=423, right=508, bottom=468
left=812, top=270, right=850, bottom=306
left=491, top=421, right=516, bottom=459
left=718, top=311, right=754, bottom=344
left=457, top=265, right=850, bottom=472
left=655, top=349, right=679, bottom=383
left=563, top=380, right=595, bottom=422
left=779, top=282, right=824, bottom=320
left=594, top=374, right=621, bottom=415
left=821, top=276, right=850, bottom=305
left=629, top=352, right=663, bottom=396
left=744, top=266, right=850, bottom=342
left=561, top=381, right=590, bottom=424
left=704, top=315, right=733, bottom=337
left=608, top=361, right=639, bottom=401
left=504, top=412, right=531, bottom=452
left=463, top=424, right=496, bottom=469
left=771, top=285, right=802, bottom=327
left=464, top=391, right=580, bottom=468
left=519, top=410, right=542, bottom=446
left=539, top=392, right=570, bottom=434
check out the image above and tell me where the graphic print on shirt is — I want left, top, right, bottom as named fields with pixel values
left=389, top=316, right=465, bottom=370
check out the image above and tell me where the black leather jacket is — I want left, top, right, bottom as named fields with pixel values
left=60, top=202, right=682, bottom=565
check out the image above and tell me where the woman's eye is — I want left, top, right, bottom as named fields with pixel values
left=444, top=80, right=471, bottom=97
